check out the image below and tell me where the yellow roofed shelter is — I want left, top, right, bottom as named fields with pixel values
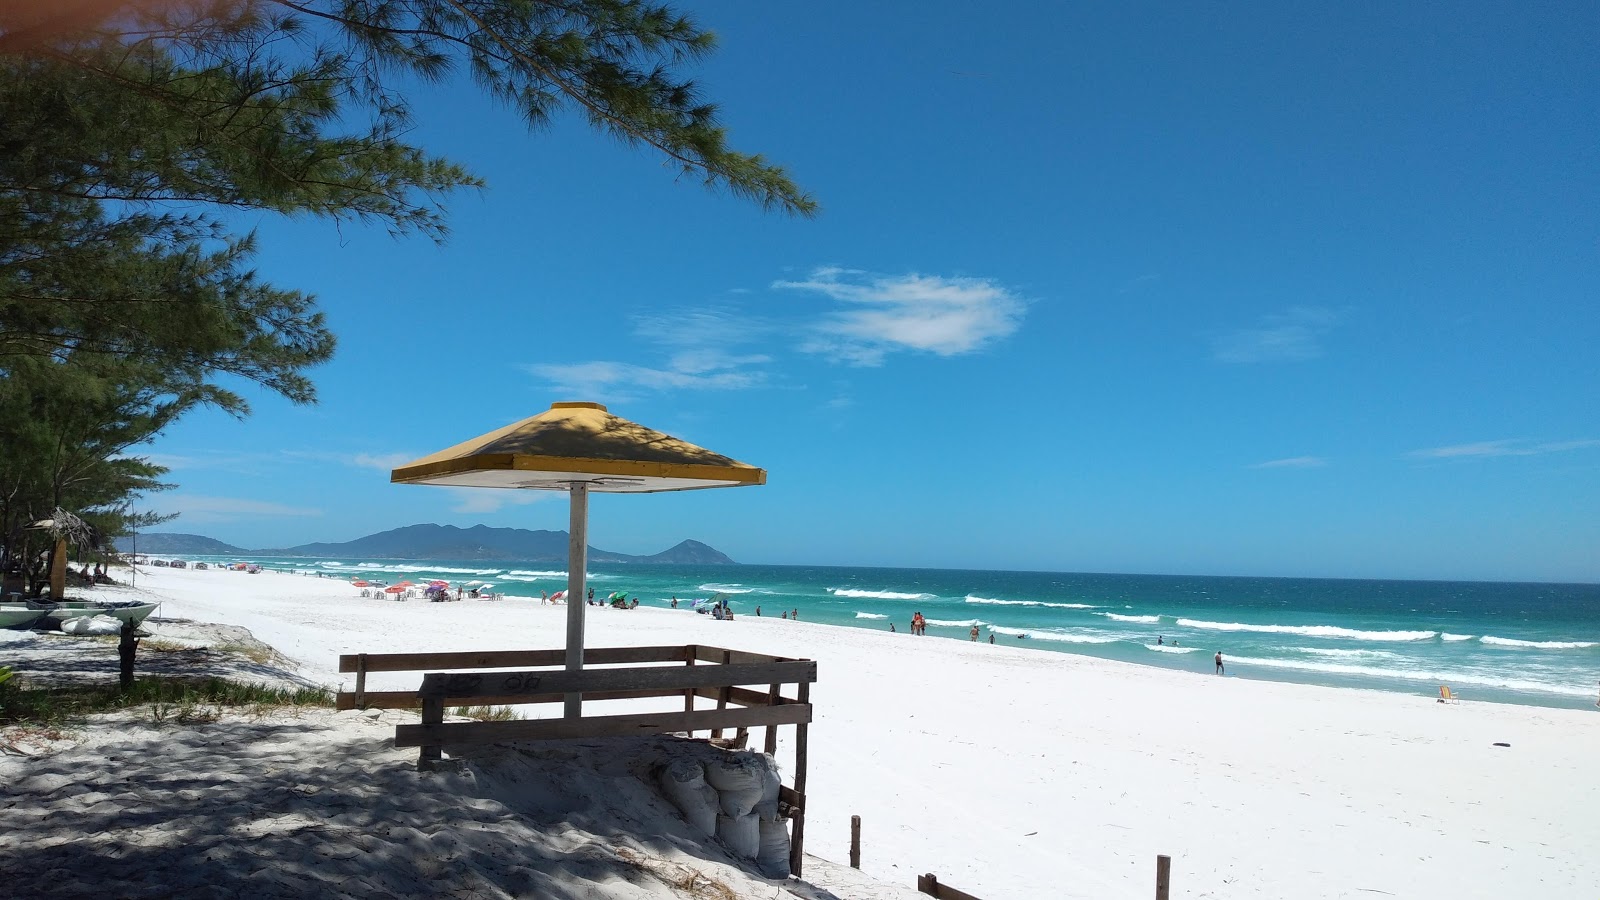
left=390, top=401, right=766, bottom=717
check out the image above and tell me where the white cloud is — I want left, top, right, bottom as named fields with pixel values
left=155, top=494, right=323, bottom=523
left=1250, top=456, right=1327, bottom=469
left=775, top=268, right=1026, bottom=366
left=350, top=452, right=416, bottom=471
left=527, top=360, right=767, bottom=403
left=446, top=488, right=553, bottom=514
left=528, top=306, right=772, bottom=401
left=1410, top=439, right=1600, bottom=460
left=1212, top=307, right=1339, bottom=363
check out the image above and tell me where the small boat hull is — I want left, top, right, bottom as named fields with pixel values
left=33, top=601, right=161, bottom=629
left=0, top=606, right=46, bottom=629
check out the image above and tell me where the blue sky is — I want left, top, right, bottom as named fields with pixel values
left=141, top=3, right=1600, bottom=583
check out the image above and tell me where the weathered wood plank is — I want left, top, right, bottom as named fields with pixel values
left=393, top=702, right=813, bottom=747
left=336, top=687, right=680, bottom=711
left=337, top=645, right=687, bottom=673
left=419, top=660, right=817, bottom=700
left=916, top=874, right=984, bottom=900
left=692, top=645, right=788, bottom=664
left=690, top=685, right=796, bottom=707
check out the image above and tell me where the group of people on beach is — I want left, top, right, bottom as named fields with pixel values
left=909, top=611, right=926, bottom=635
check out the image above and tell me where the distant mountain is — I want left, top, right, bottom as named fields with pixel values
left=117, top=533, right=247, bottom=555
left=121, top=524, right=736, bottom=565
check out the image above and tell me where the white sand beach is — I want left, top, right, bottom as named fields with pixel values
left=6, top=566, right=1597, bottom=899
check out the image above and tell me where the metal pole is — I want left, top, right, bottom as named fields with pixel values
left=563, top=482, right=589, bottom=719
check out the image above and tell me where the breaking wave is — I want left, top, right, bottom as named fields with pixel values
left=1098, top=613, right=1161, bottom=624
left=965, top=596, right=1098, bottom=609
left=855, top=612, right=888, bottom=619
left=1479, top=636, right=1598, bottom=650
left=829, top=588, right=936, bottom=601
left=1174, top=619, right=1437, bottom=641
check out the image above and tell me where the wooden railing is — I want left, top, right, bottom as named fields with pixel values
left=335, top=644, right=817, bottom=875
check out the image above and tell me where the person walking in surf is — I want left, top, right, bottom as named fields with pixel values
left=1214, top=651, right=1225, bottom=675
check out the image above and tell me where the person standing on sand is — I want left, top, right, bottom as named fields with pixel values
left=756, top=605, right=762, bottom=616
left=970, top=624, right=980, bottom=641
left=1214, top=651, right=1225, bottom=675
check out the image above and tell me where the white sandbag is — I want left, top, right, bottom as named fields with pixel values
left=62, top=614, right=122, bottom=635
left=753, top=760, right=781, bottom=821
left=756, top=817, right=792, bottom=878
left=715, top=812, right=760, bottom=859
left=658, top=759, right=719, bottom=837
left=704, top=751, right=778, bottom=818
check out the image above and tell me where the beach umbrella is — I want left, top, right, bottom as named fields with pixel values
left=391, top=401, right=765, bottom=718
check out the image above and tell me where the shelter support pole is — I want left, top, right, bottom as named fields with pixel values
left=563, top=483, right=589, bottom=719
left=1156, top=854, right=1171, bottom=900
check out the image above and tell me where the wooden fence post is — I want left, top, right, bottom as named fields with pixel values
left=763, top=682, right=781, bottom=754
left=1156, top=854, right=1171, bottom=900
left=849, top=814, right=861, bottom=868
left=418, top=695, right=444, bottom=771
left=714, top=648, right=732, bottom=738
left=682, top=646, right=696, bottom=736
left=788, top=679, right=811, bottom=877
left=917, top=873, right=937, bottom=895
left=354, top=653, right=368, bottom=709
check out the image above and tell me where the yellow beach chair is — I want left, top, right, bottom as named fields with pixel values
left=1438, top=685, right=1459, bottom=704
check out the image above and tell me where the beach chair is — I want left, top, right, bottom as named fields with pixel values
left=1438, top=685, right=1459, bottom=704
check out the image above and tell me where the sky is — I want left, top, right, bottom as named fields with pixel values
left=140, top=2, right=1600, bottom=583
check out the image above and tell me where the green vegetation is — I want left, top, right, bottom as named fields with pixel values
left=452, top=704, right=524, bottom=721
left=0, top=1, right=811, bottom=584
left=0, top=675, right=333, bottom=728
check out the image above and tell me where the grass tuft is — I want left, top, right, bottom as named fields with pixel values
left=0, top=675, right=333, bottom=727
left=451, top=704, right=523, bottom=721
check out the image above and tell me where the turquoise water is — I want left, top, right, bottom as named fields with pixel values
left=184, top=556, right=1600, bottom=711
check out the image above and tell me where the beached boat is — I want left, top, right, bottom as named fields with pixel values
left=0, top=606, right=46, bottom=629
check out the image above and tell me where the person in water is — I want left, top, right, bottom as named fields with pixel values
left=988, top=633, right=995, bottom=644
left=1214, top=651, right=1225, bottom=675
left=969, top=625, right=980, bottom=641
left=890, top=622, right=896, bottom=633
left=1157, top=635, right=1164, bottom=645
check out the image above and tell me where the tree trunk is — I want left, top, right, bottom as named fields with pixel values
left=49, top=537, right=67, bottom=600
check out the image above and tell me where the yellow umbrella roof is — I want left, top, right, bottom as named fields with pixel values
left=390, top=402, right=766, bottom=493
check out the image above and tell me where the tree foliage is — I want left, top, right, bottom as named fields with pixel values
left=0, top=0, right=810, bottom=559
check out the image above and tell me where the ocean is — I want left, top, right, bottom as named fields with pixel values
left=179, top=556, right=1600, bottom=711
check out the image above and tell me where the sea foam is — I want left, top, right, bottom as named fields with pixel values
left=855, top=612, right=888, bottom=619
left=1229, top=654, right=1597, bottom=698
left=924, top=618, right=985, bottom=628
left=829, top=588, right=935, bottom=601
left=965, top=595, right=1098, bottom=609
left=1174, top=619, right=1437, bottom=641
left=988, top=626, right=1118, bottom=644
left=1479, top=636, right=1598, bottom=650
left=1098, top=613, right=1161, bottom=624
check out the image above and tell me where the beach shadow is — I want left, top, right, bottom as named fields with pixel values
left=0, top=717, right=799, bottom=899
